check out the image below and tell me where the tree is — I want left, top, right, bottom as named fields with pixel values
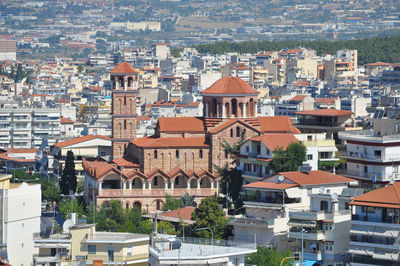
left=14, top=64, right=23, bottom=82
left=270, top=143, right=307, bottom=173
left=77, top=64, right=84, bottom=73
left=192, top=196, right=228, bottom=240
left=59, top=150, right=77, bottom=195
left=181, top=192, right=196, bottom=207
left=57, top=198, right=85, bottom=220
left=245, top=247, right=292, bottom=266
left=163, top=194, right=181, bottom=211
left=217, top=164, right=243, bottom=207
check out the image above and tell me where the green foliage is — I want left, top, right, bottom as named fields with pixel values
left=216, top=164, right=243, bottom=207
left=270, top=143, right=307, bottom=173
left=57, top=199, right=85, bottom=220
left=163, top=194, right=182, bottom=211
left=192, top=197, right=228, bottom=240
left=86, top=200, right=176, bottom=235
left=77, top=65, right=84, bottom=73
left=170, top=48, right=183, bottom=58
left=194, top=35, right=400, bottom=64
left=59, top=150, right=77, bottom=195
left=76, top=179, right=85, bottom=194
left=318, top=160, right=337, bottom=173
left=245, top=247, right=292, bottom=266
left=158, top=220, right=177, bottom=235
left=42, top=180, right=61, bottom=202
left=181, top=192, right=196, bottom=207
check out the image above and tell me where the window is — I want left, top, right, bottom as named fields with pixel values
left=124, top=120, right=127, bottom=130
left=307, top=135, right=312, bottom=141
left=256, top=144, right=261, bottom=154
left=124, top=95, right=127, bottom=105
left=156, top=200, right=161, bottom=210
left=176, top=150, right=179, bottom=159
left=246, top=146, right=249, bottom=153
left=175, top=177, right=179, bottom=185
left=394, top=165, right=399, bottom=173
left=154, top=176, right=158, bottom=186
left=364, top=165, right=368, bottom=173
left=88, top=244, right=96, bottom=254
left=230, top=129, right=233, bottom=137
left=236, top=126, right=240, bottom=137
left=199, top=150, right=203, bottom=159
left=307, top=154, right=313, bottom=160
left=154, top=150, right=158, bottom=159
left=374, top=150, right=381, bottom=158
left=362, top=206, right=375, bottom=213
left=266, top=148, right=270, bottom=155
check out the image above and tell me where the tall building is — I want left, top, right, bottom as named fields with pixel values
left=0, top=175, right=41, bottom=266
left=110, top=62, right=139, bottom=159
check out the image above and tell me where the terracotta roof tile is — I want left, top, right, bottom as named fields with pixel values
left=161, top=206, right=196, bottom=222
left=208, top=119, right=258, bottom=134
left=131, top=136, right=209, bottom=148
left=278, top=170, right=354, bottom=186
left=7, top=148, right=38, bottom=153
left=365, top=62, right=393, bottom=67
left=258, top=116, right=301, bottom=134
left=349, top=182, right=400, bottom=209
left=157, top=117, right=205, bottom=133
left=296, top=109, right=353, bottom=117
left=110, top=62, right=139, bottom=74
left=54, top=135, right=110, bottom=148
left=290, top=95, right=308, bottom=102
left=201, top=76, right=259, bottom=95
left=61, top=117, right=75, bottom=124
left=315, top=97, right=337, bottom=104
left=250, top=133, right=299, bottom=151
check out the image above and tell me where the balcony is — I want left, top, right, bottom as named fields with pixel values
left=228, top=216, right=274, bottom=229
left=351, top=214, right=400, bottom=226
left=289, top=229, right=325, bottom=241
left=349, top=240, right=400, bottom=251
left=98, top=188, right=218, bottom=198
left=86, top=253, right=148, bottom=263
left=289, top=210, right=327, bottom=221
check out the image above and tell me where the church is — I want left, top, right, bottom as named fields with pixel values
left=83, top=62, right=301, bottom=212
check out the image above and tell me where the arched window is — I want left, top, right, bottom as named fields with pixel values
left=236, top=126, right=240, bottom=137
left=124, top=95, right=127, bottom=105
left=154, top=176, right=158, bottom=186
left=156, top=200, right=160, bottom=210
left=154, top=150, right=158, bottom=159
left=230, top=128, right=233, bottom=137
left=176, top=150, right=179, bottom=159
left=242, top=129, right=246, bottom=139
left=231, top=99, right=238, bottom=116
left=199, top=150, right=203, bottom=159
left=124, top=120, right=127, bottom=130
left=212, top=98, right=217, bottom=117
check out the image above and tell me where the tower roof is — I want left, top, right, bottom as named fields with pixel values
left=201, top=76, right=259, bottom=95
left=110, top=62, right=139, bottom=74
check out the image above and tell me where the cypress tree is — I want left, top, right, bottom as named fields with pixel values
left=59, top=150, right=77, bottom=195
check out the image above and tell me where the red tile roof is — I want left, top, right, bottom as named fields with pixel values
left=364, top=62, right=393, bottom=67
left=7, top=148, right=38, bottom=154
left=57, top=99, right=69, bottom=104
left=349, top=182, right=400, bottom=209
left=201, top=76, right=259, bottom=95
left=279, top=170, right=354, bottom=186
left=244, top=182, right=297, bottom=190
left=61, top=117, right=75, bottom=124
left=250, top=133, right=299, bottom=151
left=161, top=206, right=196, bottom=222
left=110, top=62, right=139, bottom=74
left=290, top=95, right=308, bottom=102
left=258, top=116, right=301, bottom=134
left=208, top=119, right=258, bottom=134
left=315, top=97, right=337, bottom=104
left=292, top=81, right=309, bottom=86
left=54, top=135, right=110, bottom=148
left=112, top=158, right=141, bottom=168
left=157, top=117, right=205, bottom=133
left=131, top=136, right=209, bottom=148
left=279, top=49, right=302, bottom=54
left=296, top=109, right=353, bottom=117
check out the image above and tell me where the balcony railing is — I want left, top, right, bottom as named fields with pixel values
left=99, top=188, right=217, bottom=198
left=86, top=253, right=148, bottom=262
left=352, top=214, right=400, bottom=225
left=228, top=216, right=274, bottom=227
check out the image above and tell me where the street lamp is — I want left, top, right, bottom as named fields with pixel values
left=195, top=227, right=214, bottom=245
left=280, top=256, right=295, bottom=266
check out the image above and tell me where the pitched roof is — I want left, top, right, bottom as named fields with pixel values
left=201, top=76, right=259, bottom=95
left=250, top=133, right=299, bottom=151
left=296, top=109, right=353, bottom=117
left=244, top=182, right=297, bottom=190
left=278, top=170, right=354, bottom=186
left=290, top=95, right=307, bottom=102
left=7, top=148, right=38, bottom=154
left=157, top=117, right=205, bottom=133
left=349, top=182, right=400, bottom=209
left=315, top=97, right=337, bottom=104
left=110, top=62, right=139, bottom=74
left=365, top=62, right=393, bottom=67
left=54, top=135, right=110, bottom=148
left=208, top=119, right=258, bottom=134
left=131, top=136, right=209, bottom=148
left=61, top=117, right=75, bottom=124
left=292, top=81, right=309, bottom=87
left=159, top=207, right=196, bottom=224
left=258, top=116, right=301, bottom=134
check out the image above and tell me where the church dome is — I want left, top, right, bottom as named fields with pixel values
left=201, top=76, right=259, bottom=95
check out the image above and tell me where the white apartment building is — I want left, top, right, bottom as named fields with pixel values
left=0, top=108, right=61, bottom=149
left=229, top=170, right=356, bottom=264
left=0, top=175, right=41, bottom=266
left=349, top=182, right=400, bottom=265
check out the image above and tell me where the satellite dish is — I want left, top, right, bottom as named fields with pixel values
left=390, top=178, right=395, bottom=185
left=319, top=186, right=326, bottom=194
left=332, top=192, right=339, bottom=200
left=278, top=175, right=284, bottom=182
left=63, top=219, right=74, bottom=233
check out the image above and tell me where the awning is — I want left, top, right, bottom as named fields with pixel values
left=303, top=260, right=322, bottom=266
left=288, top=219, right=317, bottom=228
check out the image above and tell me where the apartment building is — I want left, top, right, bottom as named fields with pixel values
left=51, top=135, right=111, bottom=179
left=34, top=224, right=149, bottom=266
left=276, top=95, right=314, bottom=118
left=229, top=170, right=356, bottom=259
left=0, top=175, right=41, bottom=266
left=349, top=183, right=400, bottom=265
left=0, top=108, right=61, bottom=149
